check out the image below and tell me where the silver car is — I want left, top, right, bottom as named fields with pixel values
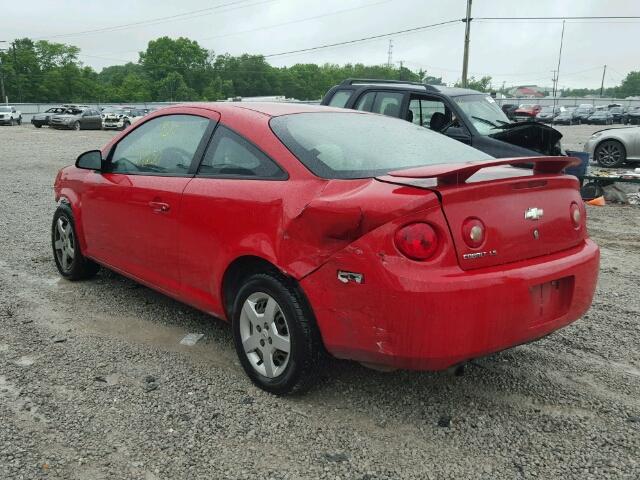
left=583, top=126, right=640, bottom=168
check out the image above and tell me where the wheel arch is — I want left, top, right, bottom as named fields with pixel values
left=220, top=255, right=314, bottom=322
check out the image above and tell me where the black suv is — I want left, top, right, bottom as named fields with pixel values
left=321, top=79, right=562, bottom=158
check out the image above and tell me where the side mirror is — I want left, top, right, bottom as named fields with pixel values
left=76, top=150, right=103, bottom=171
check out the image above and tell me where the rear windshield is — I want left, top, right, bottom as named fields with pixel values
left=270, top=112, right=491, bottom=179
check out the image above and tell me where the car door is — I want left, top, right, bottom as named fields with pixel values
left=90, top=109, right=102, bottom=129
left=80, top=112, right=216, bottom=293
left=409, top=95, right=472, bottom=145
left=178, top=125, right=288, bottom=315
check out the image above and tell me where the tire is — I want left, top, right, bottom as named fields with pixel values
left=10, top=117, right=15, bottom=126
left=17, top=116, right=22, bottom=126
left=232, top=272, right=324, bottom=395
left=121, top=121, right=130, bottom=131
left=34, top=124, right=42, bottom=128
left=73, top=121, right=80, bottom=131
left=52, top=204, right=100, bottom=280
left=595, top=140, right=626, bottom=168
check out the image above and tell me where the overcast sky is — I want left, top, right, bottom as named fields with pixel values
left=3, top=0, right=639, bottom=89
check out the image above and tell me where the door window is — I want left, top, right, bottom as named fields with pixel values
left=355, top=91, right=404, bottom=117
left=110, top=114, right=210, bottom=175
left=409, top=97, right=447, bottom=129
left=198, top=126, right=286, bottom=179
left=327, top=89, right=353, bottom=108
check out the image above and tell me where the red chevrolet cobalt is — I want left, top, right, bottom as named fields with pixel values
left=52, top=103, right=599, bottom=394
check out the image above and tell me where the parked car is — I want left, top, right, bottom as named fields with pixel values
left=608, top=106, right=625, bottom=123
left=31, top=107, right=68, bottom=128
left=102, top=107, right=146, bottom=130
left=584, top=126, right=640, bottom=167
left=0, top=105, right=22, bottom=125
left=624, top=106, right=640, bottom=125
left=321, top=79, right=563, bottom=158
left=513, top=104, right=542, bottom=122
left=501, top=103, right=519, bottom=120
left=50, top=107, right=103, bottom=130
left=535, top=105, right=564, bottom=123
left=573, top=106, right=595, bottom=124
left=554, top=108, right=578, bottom=125
left=52, top=103, right=599, bottom=394
left=586, top=110, right=614, bottom=125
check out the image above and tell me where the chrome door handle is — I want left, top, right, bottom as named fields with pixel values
left=148, top=201, right=170, bottom=213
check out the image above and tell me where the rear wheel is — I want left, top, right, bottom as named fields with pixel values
left=121, top=121, right=130, bottom=131
left=595, top=140, right=626, bottom=168
left=17, top=116, right=22, bottom=125
left=52, top=204, right=100, bottom=280
left=73, top=121, right=80, bottom=131
left=232, top=272, right=323, bottom=395
left=34, top=124, right=42, bottom=128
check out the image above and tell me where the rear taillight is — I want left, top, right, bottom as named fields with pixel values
left=570, top=202, right=582, bottom=229
left=394, top=222, right=439, bottom=261
left=461, top=217, right=485, bottom=248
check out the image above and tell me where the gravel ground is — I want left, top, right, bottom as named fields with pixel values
left=1, top=124, right=639, bottom=480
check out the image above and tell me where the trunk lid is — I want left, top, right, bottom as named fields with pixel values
left=378, top=157, right=586, bottom=270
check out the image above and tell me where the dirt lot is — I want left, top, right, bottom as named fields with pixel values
left=1, top=124, right=639, bottom=480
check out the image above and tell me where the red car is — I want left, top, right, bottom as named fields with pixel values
left=52, top=103, right=599, bottom=394
left=513, top=103, right=542, bottom=121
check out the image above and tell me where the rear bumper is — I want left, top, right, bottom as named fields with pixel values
left=301, top=239, right=599, bottom=370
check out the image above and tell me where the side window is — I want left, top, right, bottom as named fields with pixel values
left=355, top=91, right=376, bottom=112
left=198, top=125, right=286, bottom=179
left=110, top=114, right=209, bottom=175
left=372, top=92, right=404, bottom=117
left=327, top=89, right=353, bottom=108
left=410, top=96, right=448, bottom=130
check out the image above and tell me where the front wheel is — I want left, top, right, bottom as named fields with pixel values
left=34, top=124, right=42, bottom=128
left=73, top=121, right=80, bottom=131
left=52, top=204, right=100, bottom=280
left=232, top=272, right=324, bottom=395
left=121, top=121, right=130, bottom=131
left=17, top=116, right=22, bottom=125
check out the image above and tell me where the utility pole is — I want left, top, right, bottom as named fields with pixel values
left=397, top=60, right=404, bottom=80
left=552, top=21, right=565, bottom=114
left=12, top=40, right=22, bottom=103
left=599, top=65, right=607, bottom=97
left=551, top=70, right=558, bottom=98
left=386, top=40, right=393, bottom=69
left=461, top=0, right=472, bottom=88
left=0, top=40, right=6, bottom=104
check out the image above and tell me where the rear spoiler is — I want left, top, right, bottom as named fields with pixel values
left=387, top=156, right=580, bottom=186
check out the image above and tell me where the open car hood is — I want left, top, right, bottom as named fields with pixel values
left=489, top=121, right=563, bottom=156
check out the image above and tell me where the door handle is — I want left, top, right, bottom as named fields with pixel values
left=148, top=201, right=170, bottom=213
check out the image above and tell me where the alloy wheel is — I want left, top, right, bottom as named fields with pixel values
left=53, top=216, right=75, bottom=272
left=239, top=292, right=291, bottom=378
left=596, top=142, right=623, bottom=167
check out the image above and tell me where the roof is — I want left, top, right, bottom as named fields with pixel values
left=173, top=102, right=350, bottom=117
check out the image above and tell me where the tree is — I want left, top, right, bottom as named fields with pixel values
left=455, top=76, right=492, bottom=92
left=617, top=71, right=640, bottom=98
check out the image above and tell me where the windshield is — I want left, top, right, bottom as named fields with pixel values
left=270, top=112, right=491, bottom=179
left=454, top=95, right=510, bottom=135
left=63, top=108, right=82, bottom=115
left=0, top=106, right=11, bottom=112
left=575, top=108, right=590, bottom=114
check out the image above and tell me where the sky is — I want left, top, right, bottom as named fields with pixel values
left=2, top=0, right=639, bottom=89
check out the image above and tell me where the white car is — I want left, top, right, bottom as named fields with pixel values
left=0, top=106, right=22, bottom=126
left=102, top=107, right=145, bottom=130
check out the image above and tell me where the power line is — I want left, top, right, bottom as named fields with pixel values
left=199, top=0, right=392, bottom=41
left=32, top=0, right=272, bottom=40
left=475, top=16, right=640, bottom=20
left=263, top=19, right=461, bottom=58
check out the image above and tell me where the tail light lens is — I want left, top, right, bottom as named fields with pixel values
left=461, top=218, right=485, bottom=248
left=394, top=222, right=439, bottom=261
left=570, top=202, right=582, bottom=228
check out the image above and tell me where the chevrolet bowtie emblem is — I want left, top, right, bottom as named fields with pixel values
left=524, top=207, right=544, bottom=220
